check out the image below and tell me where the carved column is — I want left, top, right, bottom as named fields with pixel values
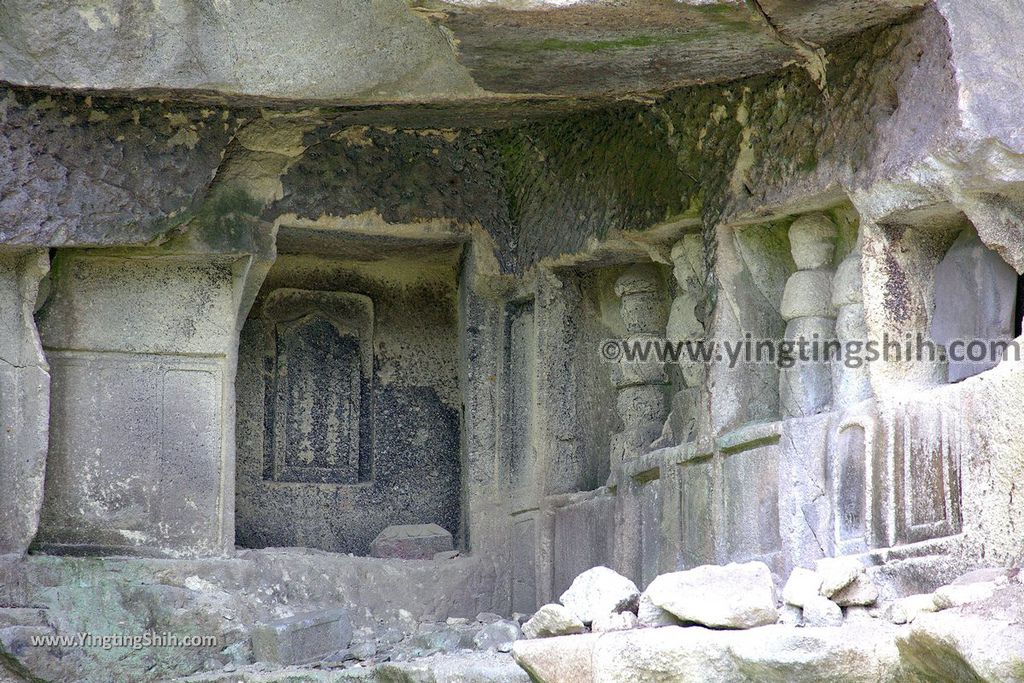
left=780, top=214, right=837, bottom=418
left=610, top=264, right=669, bottom=470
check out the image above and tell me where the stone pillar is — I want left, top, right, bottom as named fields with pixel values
left=831, top=236, right=872, bottom=409
left=0, top=250, right=50, bottom=554
left=34, top=251, right=241, bottom=558
left=610, top=264, right=668, bottom=469
left=780, top=214, right=837, bottom=418
left=660, top=235, right=706, bottom=446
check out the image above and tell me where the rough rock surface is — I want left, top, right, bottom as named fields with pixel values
left=815, top=557, right=865, bottom=598
left=369, top=524, right=455, bottom=560
left=521, top=605, right=585, bottom=639
left=558, top=566, right=639, bottom=625
left=513, top=623, right=906, bottom=682
left=591, top=611, right=639, bottom=634
left=636, top=593, right=682, bottom=628
left=897, top=584, right=1024, bottom=681
left=831, top=574, right=880, bottom=607
left=473, top=620, right=522, bottom=652
left=644, top=562, right=778, bottom=629
left=802, top=596, right=844, bottom=628
left=887, top=594, right=940, bottom=625
left=783, top=567, right=824, bottom=608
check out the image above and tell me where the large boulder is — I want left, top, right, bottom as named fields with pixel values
left=513, top=622, right=907, bottom=682
left=643, top=562, right=778, bottom=629
left=559, top=566, right=640, bottom=625
left=512, top=633, right=598, bottom=683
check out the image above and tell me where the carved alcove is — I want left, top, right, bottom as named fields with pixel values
left=261, top=289, right=374, bottom=485
left=235, top=228, right=464, bottom=555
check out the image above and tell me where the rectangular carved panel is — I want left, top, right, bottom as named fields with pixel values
left=835, top=422, right=869, bottom=553
left=722, top=444, right=782, bottom=563
left=505, top=300, right=536, bottom=508
left=38, top=352, right=225, bottom=555
left=262, top=290, right=373, bottom=485
left=895, top=402, right=962, bottom=544
left=679, top=459, right=715, bottom=568
left=512, top=514, right=538, bottom=614
left=552, top=494, right=615, bottom=597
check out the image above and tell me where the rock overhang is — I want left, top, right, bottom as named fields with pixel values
left=0, top=0, right=926, bottom=107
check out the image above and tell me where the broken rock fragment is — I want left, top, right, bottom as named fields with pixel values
left=522, top=604, right=585, bottom=639
left=558, top=566, right=640, bottom=625
left=369, top=523, right=454, bottom=560
left=643, top=561, right=777, bottom=629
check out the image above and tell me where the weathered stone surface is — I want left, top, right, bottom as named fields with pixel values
left=514, top=623, right=907, bottom=682
left=789, top=215, right=838, bottom=270
left=512, top=633, right=596, bottom=683
left=592, top=611, right=639, bottom=633
left=727, top=623, right=905, bottom=682
left=781, top=270, right=836, bottom=320
left=251, top=609, right=352, bottom=665
left=34, top=252, right=238, bottom=558
left=815, top=557, right=865, bottom=598
left=474, top=620, right=522, bottom=652
left=558, top=566, right=639, bottom=625
left=644, top=562, right=778, bottom=629
left=591, top=627, right=735, bottom=682
left=899, top=610, right=1024, bottom=681
left=932, top=581, right=998, bottom=610
left=370, top=524, right=455, bottom=560
left=778, top=604, right=803, bottom=626
left=780, top=316, right=835, bottom=417
left=783, top=567, right=824, bottom=608
left=0, top=251, right=49, bottom=555
left=376, top=651, right=531, bottom=683
left=236, top=253, right=463, bottom=556
left=802, top=596, right=843, bottom=627
left=0, top=0, right=924, bottom=103
left=0, top=88, right=241, bottom=247
left=521, top=604, right=585, bottom=639
left=887, top=594, right=939, bottom=625
left=832, top=574, right=880, bottom=607
left=931, top=230, right=1019, bottom=382
left=636, top=593, right=681, bottom=628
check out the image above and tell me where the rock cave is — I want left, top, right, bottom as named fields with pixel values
left=1, top=1, right=1024, bottom=681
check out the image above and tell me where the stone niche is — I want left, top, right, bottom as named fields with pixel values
left=235, top=232, right=463, bottom=555
left=34, top=252, right=239, bottom=557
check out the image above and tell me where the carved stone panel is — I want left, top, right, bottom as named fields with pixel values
left=262, top=289, right=373, bottom=485
left=894, top=402, right=962, bottom=545
left=722, top=443, right=782, bottom=564
left=679, top=458, right=715, bottom=568
left=38, top=352, right=226, bottom=556
left=835, top=423, right=869, bottom=553
left=511, top=513, right=538, bottom=614
left=505, top=300, right=536, bottom=508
